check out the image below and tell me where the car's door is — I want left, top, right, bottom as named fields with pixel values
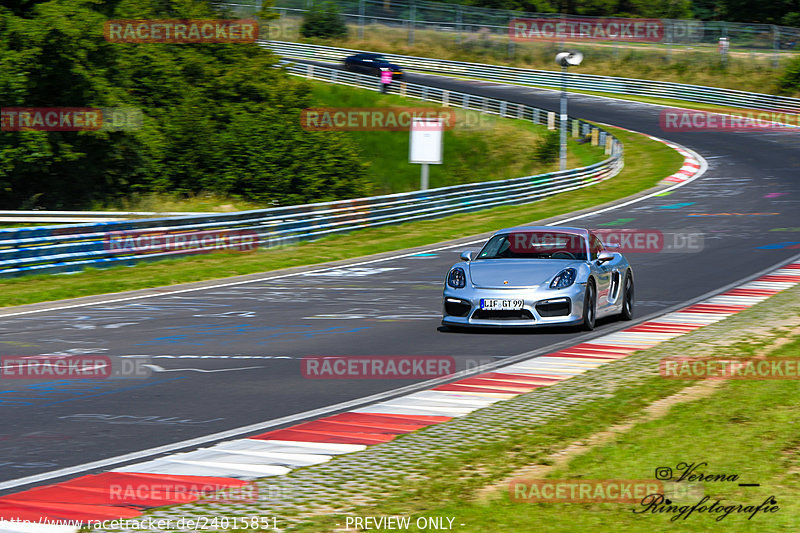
left=589, top=232, right=614, bottom=314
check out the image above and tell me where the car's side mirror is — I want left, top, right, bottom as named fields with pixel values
left=460, top=250, right=475, bottom=262
left=597, top=251, right=615, bottom=263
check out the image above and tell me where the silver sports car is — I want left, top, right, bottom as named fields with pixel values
left=441, top=226, right=634, bottom=330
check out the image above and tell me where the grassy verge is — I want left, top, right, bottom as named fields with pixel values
left=308, top=82, right=603, bottom=195
left=268, top=19, right=800, bottom=97
left=287, top=284, right=800, bottom=532
left=0, top=125, right=681, bottom=308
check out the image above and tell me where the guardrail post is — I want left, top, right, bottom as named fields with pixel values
left=665, top=19, right=672, bottom=63
left=358, top=0, right=365, bottom=40
left=307, top=64, right=313, bottom=79
left=547, top=111, right=555, bottom=130
left=422, top=86, right=428, bottom=100
left=500, top=101, right=506, bottom=118
left=605, top=135, right=613, bottom=155
left=442, top=90, right=449, bottom=107
left=773, top=25, right=780, bottom=68
left=409, top=0, right=416, bottom=46
left=591, top=128, right=599, bottom=146
left=400, top=82, right=407, bottom=96
left=532, top=108, right=539, bottom=124
left=456, top=6, right=462, bottom=45
left=518, top=104, right=525, bottom=119
left=572, top=119, right=579, bottom=138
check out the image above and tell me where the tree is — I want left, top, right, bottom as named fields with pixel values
left=0, top=0, right=368, bottom=208
left=300, top=1, right=349, bottom=39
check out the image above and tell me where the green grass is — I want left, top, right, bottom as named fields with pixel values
left=307, top=82, right=603, bottom=194
left=0, top=124, right=680, bottom=308
left=387, top=335, right=800, bottom=532
left=285, top=286, right=800, bottom=532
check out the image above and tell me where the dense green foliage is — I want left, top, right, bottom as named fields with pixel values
left=300, top=1, right=349, bottom=39
left=533, top=129, right=559, bottom=163
left=777, top=54, right=800, bottom=93
left=0, top=0, right=368, bottom=208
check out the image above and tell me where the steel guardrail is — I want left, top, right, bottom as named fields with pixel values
left=0, top=62, right=621, bottom=278
left=264, top=40, right=800, bottom=113
left=0, top=211, right=214, bottom=223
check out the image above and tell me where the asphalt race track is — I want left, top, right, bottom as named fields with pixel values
left=1, top=67, right=798, bottom=493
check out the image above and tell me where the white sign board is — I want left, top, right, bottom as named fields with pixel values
left=409, top=118, right=443, bottom=164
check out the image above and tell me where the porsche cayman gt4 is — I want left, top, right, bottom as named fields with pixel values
left=442, top=226, right=634, bottom=330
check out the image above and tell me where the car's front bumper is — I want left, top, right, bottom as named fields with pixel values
left=441, top=283, right=586, bottom=328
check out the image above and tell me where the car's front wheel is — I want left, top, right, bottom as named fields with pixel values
left=620, top=272, right=634, bottom=321
left=582, top=282, right=596, bottom=331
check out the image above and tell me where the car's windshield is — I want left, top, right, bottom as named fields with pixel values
left=477, top=232, right=588, bottom=260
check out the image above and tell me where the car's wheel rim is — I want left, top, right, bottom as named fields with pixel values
left=587, top=287, right=595, bottom=325
left=625, top=279, right=633, bottom=313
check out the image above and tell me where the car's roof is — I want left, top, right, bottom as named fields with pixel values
left=494, top=226, right=589, bottom=235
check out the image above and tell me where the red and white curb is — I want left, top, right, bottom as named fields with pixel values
left=1, top=260, right=798, bottom=531
left=658, top=139, right=702, bottom=184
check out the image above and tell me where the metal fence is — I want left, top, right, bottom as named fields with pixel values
left=0, top=64, right=622, bottom=278
left=215, top=0, right=800, bottom=65
left=266, top=40, right=800, bottom=113
left=0, top=211, right=213, bottom=224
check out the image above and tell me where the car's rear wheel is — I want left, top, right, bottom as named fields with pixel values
left=582, top=282, right=596, bottom=331
left=620, top=272, right=634, bottom=321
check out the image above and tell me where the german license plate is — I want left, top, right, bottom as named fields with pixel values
left=480, top=299, right=524, bottom=310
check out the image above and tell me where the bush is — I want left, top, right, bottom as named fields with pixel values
left=300, top=2, right=349, bottom=39
left=534, top=130, right=560, bottom=164
left=776, top=55, right=800, bottom=95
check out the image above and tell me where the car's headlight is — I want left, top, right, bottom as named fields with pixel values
left=447, top=267, right=467, bottom=288
left=550, top=268, right=577, bottom=289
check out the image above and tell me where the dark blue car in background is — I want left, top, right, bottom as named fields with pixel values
left=343, top=53, right=404, bottom=79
